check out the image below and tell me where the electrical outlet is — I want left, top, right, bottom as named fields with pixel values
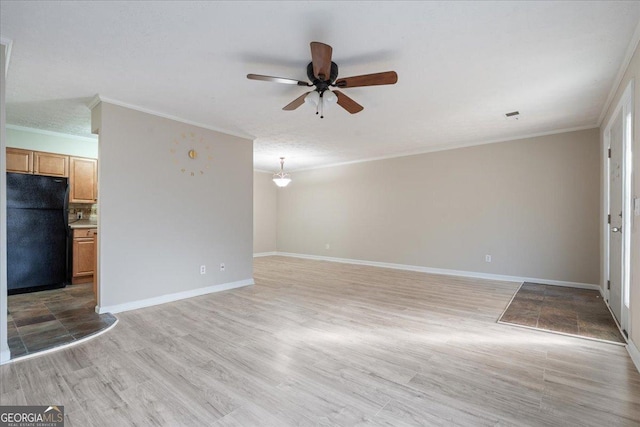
left=485, top=255, right=492, bottom=263
left=220, top=263, right=225, bottom=271
left=325, top=243, right=330, bottom=250
left=200, top=265, right=206, bottom=274
left=76, top=211, right=83, bottom=219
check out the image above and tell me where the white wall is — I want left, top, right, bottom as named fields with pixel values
left=600, top=41, right=640, bottom=346
left=6, top=126, right=98, bottom=158
left=253, top=171, right=277, bottom=254
left=94, top=102, right=253, bottom=311
left=276, top=129, right=600, bottom=285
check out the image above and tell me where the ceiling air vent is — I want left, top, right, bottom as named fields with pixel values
left=505, top=111, right=520, bottom=121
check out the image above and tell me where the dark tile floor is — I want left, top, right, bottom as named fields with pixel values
left=499, top=282, right=625, bottom=344
left=7, top=283, right=116, bottom=359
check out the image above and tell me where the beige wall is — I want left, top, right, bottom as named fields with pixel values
left=277, top=129, right=600, bottom=285
left=600, top=41, right=640, bottom=345
left=253, top=171, right=277, bottom=254
left=95, top=102, right=253, bottom=309
left=6, top=126, right=98, bottom=158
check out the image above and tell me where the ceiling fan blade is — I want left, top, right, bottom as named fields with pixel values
left=310, top=42, right=333, bottom=80
left=247, top=74, right=309, bottom=86
left=335, top=71, right=398, bottom=88
left=282, top=92, right=311, bottom=111
left=334, top=90, right=364, bottom=114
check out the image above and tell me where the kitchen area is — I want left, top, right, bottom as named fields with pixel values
left=5, top=131, right=115, bottom=359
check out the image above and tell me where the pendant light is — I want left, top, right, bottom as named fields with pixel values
left=272, top=157, right=291, bottom=187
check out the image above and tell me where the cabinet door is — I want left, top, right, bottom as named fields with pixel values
left=6, top=148, right=33, bottom=174
left=34, top=151, right=69, bottom=177
left=73, top=237, right=95, bottom=277
left=70, top=157, right=98, bottom=203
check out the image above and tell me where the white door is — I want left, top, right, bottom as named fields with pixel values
left=608, top=111, right=624, bottom=324
left=606, top=80, right=633, bottom=335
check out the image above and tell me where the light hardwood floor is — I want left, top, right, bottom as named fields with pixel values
left=2, top=256, right=640, bottom=426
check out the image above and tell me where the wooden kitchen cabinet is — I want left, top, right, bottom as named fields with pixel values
left=8, top=148, right=69, bottom=177
left=34, top=151, right=69, bottom=177
left=72, top=228, right=96, bottom=284
left=6, top=148, right=33, bottom=174
left=70, top=157, right=98, bottom=203
left=7, top=148, right=98, bottom=202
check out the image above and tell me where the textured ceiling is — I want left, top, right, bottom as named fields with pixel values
left=1, top=1, right=639, bottom=172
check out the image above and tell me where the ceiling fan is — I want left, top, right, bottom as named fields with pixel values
left=247, top=42, right=398, bottom=118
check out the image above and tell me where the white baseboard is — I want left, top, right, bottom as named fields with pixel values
left=275, top=252, right=600, bottom=290
left=627, top=339, right=640, bottom=373
left=0, top=349, right=11, bottom=365
left=253, top=251, right=278, bottom=257
left=96, top=278, right=254, bottom=314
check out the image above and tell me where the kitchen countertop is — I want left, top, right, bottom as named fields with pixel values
left=69, top=219, right=98, bottom=229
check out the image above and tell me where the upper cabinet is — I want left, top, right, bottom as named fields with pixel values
left=6, top=148, right=98, bottom=203
left=8, top=148, right=70, bottom=177
left=6, top=148, right=33, bottom=174
left=70, top=157, right=98, bottom=203
left=34, top=151, right=69, bottom=177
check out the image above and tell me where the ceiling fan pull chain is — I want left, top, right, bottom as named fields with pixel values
left=320, top=93, right=324, bottom=118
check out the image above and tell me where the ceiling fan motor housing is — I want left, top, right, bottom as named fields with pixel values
left=307, top=61, right=339, bottom=92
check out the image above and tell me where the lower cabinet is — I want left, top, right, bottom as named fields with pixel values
left=72, top=228, right=96, bottom=284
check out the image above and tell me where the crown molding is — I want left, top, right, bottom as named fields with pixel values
left=292, top=124, right=599, bottom=173
left=598, top=18, right=640, bottom=126
left=6, top=124, right=97, bottom=142
left=90, top=95, right=255, bottom=141
left=87, top=94, right=102, bottom=110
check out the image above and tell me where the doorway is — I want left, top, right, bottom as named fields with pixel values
left=604, top=80, right=634, bottom=337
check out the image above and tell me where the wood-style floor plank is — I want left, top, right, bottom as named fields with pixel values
left=1, top=255, right=640, bottom=426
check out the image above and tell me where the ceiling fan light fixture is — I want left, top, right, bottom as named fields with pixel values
left=323, top=90, right=337, bottom=107
left=273, top=157, right=292, bottom=187
left=304, top=91, right=320, bottom=107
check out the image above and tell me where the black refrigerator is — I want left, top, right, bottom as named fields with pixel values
left=7, top=172, right=69, bottom=294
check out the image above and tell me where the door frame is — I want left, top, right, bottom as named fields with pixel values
left=602, top=79, right=634, bottom=336
left=0, top=39, right=11, bottom=364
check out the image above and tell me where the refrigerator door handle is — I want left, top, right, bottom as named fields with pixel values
left=63, top=182, right=70, bottom=232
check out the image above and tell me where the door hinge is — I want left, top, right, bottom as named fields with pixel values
left=608, top=148, right=612, bottom=158
left=608, top=214, right=611, bottom=224
left=607, top=280, right=611, bottom=290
